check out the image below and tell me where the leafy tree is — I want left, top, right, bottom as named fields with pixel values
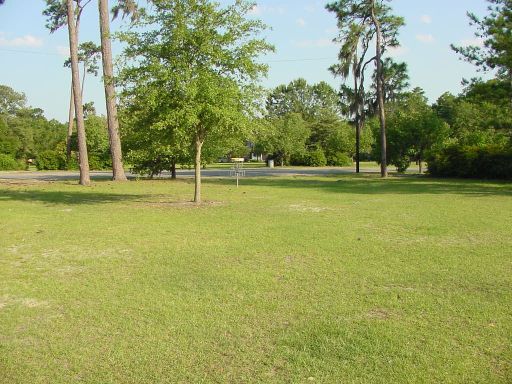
left=83, top=114, right=111, bottom=169
left=434, top=79, right=511, bottom=146
left=68, top=114, right=111, bottom=169
left=258, top=113, right=310, bottom=166
left=451, top=0, right=512, bottom=104
left=120, top=85, right=191, bottom=179
left=266, top=79, right=341, bottom=120
left=0, top=84, right=67, bottom=164
left=119, top=0, right=272, bottom=202
left=0, top=117, right=20, bottom=157
left=373, top=88, right=449, bottom=172
left=322, top=119, right=354, bottom=164
left=0, top=85, right=27, bottom=115
left=265, top=79, right=352, bottom=166
left=308, top=111, right=344, bottom=151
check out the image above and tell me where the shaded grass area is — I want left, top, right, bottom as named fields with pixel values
left=0, top=175, right=511, bottom=383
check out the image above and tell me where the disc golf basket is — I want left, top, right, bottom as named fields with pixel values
left=229, top=158, right=246, bottom=187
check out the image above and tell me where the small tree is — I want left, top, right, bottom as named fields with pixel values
left=374, top=88, right=449, bottom=173
left=258, top=113, right=310, bottom=166
left=119, top=0, right=272, bottom=203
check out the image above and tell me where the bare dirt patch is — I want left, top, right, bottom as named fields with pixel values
left=140, top=200, right=224, bottom=209
left=0, top=295, right=49, bottom=310
left=288, top=203, right=330, bottom=213
left=366, top=308, right=392, bottom=320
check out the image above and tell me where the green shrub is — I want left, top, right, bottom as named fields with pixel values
left=36, top=150, right=66, bottom=170
left=60, top=152, right=111, bottom=171
left=394, top=156, right=411, bottom=173
left=326, top=152, right=353, bottom=167
left=0, top=154, right=25, bottom=170
left=427, top=145, right=512, bottom=179
left=290, top=147, right=327, bottom=167
left=289, top=153, right=306, bottom=166
left=305, top=147, right=327, bottom=167
left=66, top=153, right=79, bottom=170
left=88, top=155, right=112, bottom=171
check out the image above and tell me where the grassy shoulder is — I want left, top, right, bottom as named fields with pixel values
left=0, top=175, right=511, bottom=383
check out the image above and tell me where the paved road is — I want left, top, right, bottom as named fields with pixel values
left=0, top=166, right=381, bottom=181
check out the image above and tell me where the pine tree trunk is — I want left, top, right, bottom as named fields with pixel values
left=194, top=137, right=203, bottom=203
left=66, top=83, right=74, bottom=163
left=371, top=1, right=388, bottom=178
left=355, top=116, right=361, bottom=173
left=99, top=0, right=127, bottom=181
left=67, top=0, right=90, bottom=186
left=509, top=69, right=512, bottom=109
left=354, top=73, right=361, bottom=174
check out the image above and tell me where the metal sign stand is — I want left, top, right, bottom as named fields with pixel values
left=229, top=158, right=246, bottom=187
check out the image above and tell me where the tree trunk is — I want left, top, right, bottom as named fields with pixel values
left=194, top=137, right=203, bottom=203
left=171, top=160, right=177, bottom=179
left=66, top=83, right=74, bottom=163
left=67, top=0, right=90, bottom=186
left=355, top=116, right=361, bottom=173
left=354, top=71, right=360, bottom=173
left=418, top=153, right=423, bottom=173
left=81, top=60, right=87, bottom=98
left=371, top=1, right=388, bottom=178
left=66, top=13, right=83, bottom=165
left=99, top=0, right=127, bottom=181
left=509, top=69, right=512, bottom=109
left=66, top=60, right=87, bottom=163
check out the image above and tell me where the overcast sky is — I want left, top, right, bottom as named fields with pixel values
left=0, top=0, right=492, bottom=122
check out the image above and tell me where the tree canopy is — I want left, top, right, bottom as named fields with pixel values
left=119, top=0, right=273, bottom=202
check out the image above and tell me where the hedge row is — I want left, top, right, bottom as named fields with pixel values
left=427, top=145, right=512, bottom=179
left=35, top=150, right=112, bottom=171
left=0, top=154, right=26, bottom=171
left=291, top=148, right=353, bottom=167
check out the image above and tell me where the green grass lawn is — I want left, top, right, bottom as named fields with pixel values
left=0, top=175, right=511, bottom=383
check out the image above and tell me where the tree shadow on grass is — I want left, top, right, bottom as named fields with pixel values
left=0, top=189, right=145, bottom=206
left=206, top=174, right=512, bottom=197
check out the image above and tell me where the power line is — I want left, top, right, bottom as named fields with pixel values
left=0, top=48, right=338, bottom=63
left=0, top=47, right=62, bottom=56
left=264, top=57, right=336, bottom=63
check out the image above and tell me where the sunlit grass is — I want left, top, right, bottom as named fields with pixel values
left=0, top=175, right=511, bottom=383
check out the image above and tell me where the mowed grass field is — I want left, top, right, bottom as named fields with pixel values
left=0, top=174, right=511, bottom=383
